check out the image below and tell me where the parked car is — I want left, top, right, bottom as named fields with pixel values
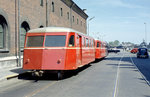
left=108, top=48, right=120, bottom=53
left=137, top=48, right=149, bottom=58
left=130, top=48, right=138, bottom=53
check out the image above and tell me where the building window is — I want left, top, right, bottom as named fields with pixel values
left=20, top=21, right=30, bottom=48
left=0, top=15, right=8, bottom=50
left=52, top=2, right=54, bottom=12
left=72, top=16, right=74, bottom=23
left=67, top=12, right=69, bottom=20
left=39, top=25, right=44, bottom=28
left=60, top=8, right=63, bottom=16
left=40, top=0, right=43, bottom=6
left=0, top=24, right=4, bottom=49
left=77, top=18, right=79, bottom=24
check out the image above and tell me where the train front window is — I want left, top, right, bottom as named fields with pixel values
left=26, top=36, right=44, bottom=47
left=68, top=35, right=74, bottom=47
left=97, top=42, right=100, bottom=47
left=45, top=35, right=66, bottom=47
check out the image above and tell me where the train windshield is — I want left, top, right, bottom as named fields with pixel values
left=26, top=36, right=44, bottom=47
left=45, top=35, right=66, bottom=47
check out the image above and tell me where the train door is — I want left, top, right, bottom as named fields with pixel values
left=79, top=35, right=82, bottom=64
left=76, top=34, right=82, bottom=66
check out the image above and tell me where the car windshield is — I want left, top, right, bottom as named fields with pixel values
left=139, top=48, right=147, bottom=53
left=45, top=35, right=66, bottom=47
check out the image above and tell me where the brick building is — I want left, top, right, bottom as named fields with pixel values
left=0, top=0, right=88, bottom=68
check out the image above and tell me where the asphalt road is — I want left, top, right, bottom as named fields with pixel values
left=0, top=51, right=150, bottom=97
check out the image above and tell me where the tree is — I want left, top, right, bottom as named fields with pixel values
left=114, top=40, right=120, bottom=47
left=108, top=40, right=120, bottom=47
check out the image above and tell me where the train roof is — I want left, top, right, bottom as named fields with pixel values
left=28, top=27, right=94, bottom=39
left=28, top=27, right=76, bottom=33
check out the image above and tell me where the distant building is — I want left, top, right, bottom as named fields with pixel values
left=140, top=40, right=147, bottom=48
left=0, top=0, right=88, bottom=68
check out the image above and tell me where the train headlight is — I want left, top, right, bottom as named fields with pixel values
left=24, top=59, right=30, bottom=64
left=57, top=59, right=61, bottom=64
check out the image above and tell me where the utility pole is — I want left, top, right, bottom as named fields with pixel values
left=144, top=22, right=147, bottom=46
left=87, top=16, right=95, bottom=36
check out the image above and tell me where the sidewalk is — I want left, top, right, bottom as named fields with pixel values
left=0, top=66, right=28, bottom=81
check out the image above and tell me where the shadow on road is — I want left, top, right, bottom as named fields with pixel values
left=18, top=64, right=91, bottom=82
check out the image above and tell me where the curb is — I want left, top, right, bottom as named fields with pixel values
left=0, top=71, right=30, bottom=82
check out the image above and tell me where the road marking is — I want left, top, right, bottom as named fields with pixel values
left=113, top=53, right=124, bottom=97
left=25, top=81, right=57, bottom=97
left=130, top=56, right=150, bottom=86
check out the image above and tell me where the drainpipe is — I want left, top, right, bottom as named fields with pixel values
left=46, top=0, right=48, bottom=27
left=70, top=3, right=75, bottom=28
left=18, top=0, right=21, bottom=67
left=15, top=0, right=18, bottom=64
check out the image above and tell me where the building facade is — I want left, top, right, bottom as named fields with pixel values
left=0, top=0, right=88, bottom=68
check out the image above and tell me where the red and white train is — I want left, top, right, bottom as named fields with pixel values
left=23, top=27, right=107, bottom=79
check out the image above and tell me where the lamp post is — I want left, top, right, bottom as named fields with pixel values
left=144, top=22, right=147, bottom=46
left=87, top=16, right=95, bottom=36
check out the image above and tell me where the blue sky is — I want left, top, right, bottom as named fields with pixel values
left=74, top=0, right=150, bottom=44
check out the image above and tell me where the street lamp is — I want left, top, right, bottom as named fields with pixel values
left=87, top=16, right=95, bottom=36
left=144, top=22, right=147, bottom=45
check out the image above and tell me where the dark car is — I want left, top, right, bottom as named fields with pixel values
left=137, top=48, right=149, bottom=58
left=108, top=49, right=120, bottom=53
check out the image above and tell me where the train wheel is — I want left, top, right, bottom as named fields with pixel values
left=57, top=71, right=64, bottom=80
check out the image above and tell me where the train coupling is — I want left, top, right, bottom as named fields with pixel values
left=32, top=70, right=44, bottom=77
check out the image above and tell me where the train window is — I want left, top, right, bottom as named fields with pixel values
left=101, top=43, right=103, bottom=48
left=82, top=37, right=84, bottom=46
left=68, top=35, right=74, bottom=47
left=45, top=35, right=66, bottom=47
left=84, top=37, right=86, bottom=47
left=97, top=42, right=100, bottom=47
left=86, top=38, right=88, bottom=47
left=26, top=36, right=44, bottom=47
left=92, top=40, right=94, bottom=47
left=89, top=39, right=91, bottom=47
left=91, top=40, right=93, bottom=47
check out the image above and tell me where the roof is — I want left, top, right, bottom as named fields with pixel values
left=28, top=27, right=77, bottom=33
left=28, top=27, right=94, bottom=39
left=61, top=0, right=88, bottom=19
left=28, top=27, right=86, bottom=36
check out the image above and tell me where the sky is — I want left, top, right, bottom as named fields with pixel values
left=74, top=0, right=150, bottom=44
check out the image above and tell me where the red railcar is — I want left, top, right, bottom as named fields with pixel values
left=23, top=27, right=95, bottom=79
left=95, top=40, right=108, bottom=59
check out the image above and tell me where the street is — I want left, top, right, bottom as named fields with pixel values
left=0, top=51, right=150, bottom=97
